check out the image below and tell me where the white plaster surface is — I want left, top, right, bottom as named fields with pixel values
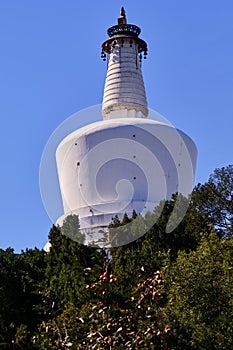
left=56, top=118, right=197, bottom=235
left=102, top=38, right=148, bottom=119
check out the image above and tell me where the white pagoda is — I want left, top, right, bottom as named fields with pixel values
left=55, top=8, right=197, bottom=246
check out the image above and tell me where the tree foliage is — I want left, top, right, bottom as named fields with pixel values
left=0, top=165, right=233, bottom=349
left=192, top=165, right=233, bottom=237
left=162, top=233, right=233, bottom=349
left=0, top=247, right=46, bottom=348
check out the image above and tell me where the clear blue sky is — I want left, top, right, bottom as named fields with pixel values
left=0, top=0, right=233, bottom=252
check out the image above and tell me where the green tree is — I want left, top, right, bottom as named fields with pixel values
left=110, top=195, right=209, bottom=295
left=78, top=269, right=168, bottom=349
left=0, top=247, right=46, bottom=349
left=192, top=165, right=233, bottom=237
left=35, top=217, right=105, bottom=348
left=162, top=233, right=233, bottom=349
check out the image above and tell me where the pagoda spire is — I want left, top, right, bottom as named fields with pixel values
left=101, top=8, right=148, bottom=120
left=118, top=7, right=127, bottom=25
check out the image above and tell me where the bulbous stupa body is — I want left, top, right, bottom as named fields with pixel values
left=56, top=8, right=197, bottom=245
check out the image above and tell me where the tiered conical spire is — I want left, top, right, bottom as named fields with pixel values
left=101, top=8, right=148, bottom=119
